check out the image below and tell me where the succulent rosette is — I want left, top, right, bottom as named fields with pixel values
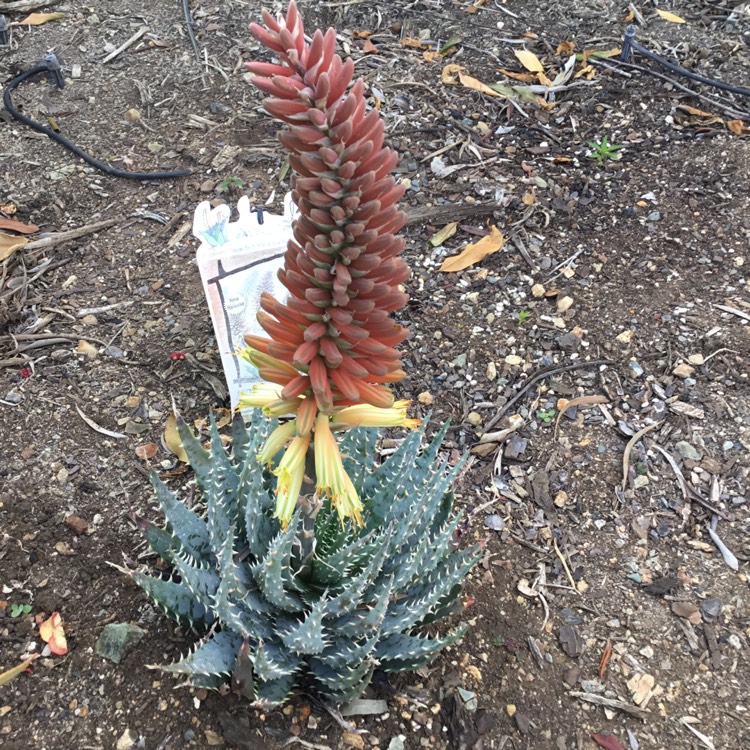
left=240, top=1, right=418, bottom=525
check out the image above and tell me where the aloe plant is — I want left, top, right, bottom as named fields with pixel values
left=128, top=1, right=479, bottom=708
left=131, top=413, right=479, bottom=706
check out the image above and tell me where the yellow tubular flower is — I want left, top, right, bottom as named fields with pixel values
left=314, top=413, right=363, bottom=526
left=257, top=420, right=297, bottom=466
left=329, top=399, right=421, bottom=431
left=237, top=382, right=286, bottom=410
left=262, top=399, right=302, bottom=418
left=273, top=433, right=311, bottom=527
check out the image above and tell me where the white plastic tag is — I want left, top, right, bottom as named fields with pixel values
left=193, top=194, right=297, bottom=409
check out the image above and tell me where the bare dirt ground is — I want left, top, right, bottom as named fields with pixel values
left=1, top=1, right=749, bottom=749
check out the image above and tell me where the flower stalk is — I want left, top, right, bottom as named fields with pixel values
left=241, top=1, right=418, bottom=526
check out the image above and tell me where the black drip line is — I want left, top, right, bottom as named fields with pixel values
left=620, top=25, right=750, bottom=99
left=2, top=54, right=193, bottom=181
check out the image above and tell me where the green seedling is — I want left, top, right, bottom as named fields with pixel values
left=537, top=408, right=556, bottom=423
left=586, top=135, right=623, bottom=165
left=217, top=175, right=245, bottom=193
left=10, top=603, right=32, bottom=618
left=518, top=310, right=532, bottom=325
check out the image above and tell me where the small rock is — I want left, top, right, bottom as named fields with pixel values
left=484, top=514, right=505, bottom=531
left=701, top=598, right=722, bottom=622
left=673, top=362, right=694, bottom=378
left=556, top=295, right=573, bottom=313
left=580, top=679, right=605, bottom=694
left=688, top=353, right=705, bottom=365
left=200, top=179, right=216, bottom=193
left=557, top=331, right=581, bottom=351
left=616, top=329, right=634, bottom=343
left=342, top=731, right=365, bottom=750
left=639, top=645, right=654, bottom=659
left=65, top=515, right=90, bottom=535
left=563, top=665, right=580, bottom=687
left=700, top=456, right=722, bottom=475
left=95, top=623, right=146, bottom=664
left=124, top=108, right=141, bottom=123
left=531, top=283, right=545, bottom=297
left=505, top=354, right=523, bottom=366
left=515, top=711, right=531, bottom=735
left=486, top=362, right=497, bottom=380
left=633, top=475, right=649, bottom=489
left=506, top=704, right=516, bottom=717
left=466, top=411, right=482, bottom=426
left=81, top=314, right=98, bottom=326
left=3, top=391, right=22, bottom=405
left=71, top=64, right=82, bottom=79
left=204, top=729, right=224, bottom=746
left=387, top=738, right=406, bottom=750
left=628, top=360, right=644, bottom=377
left=674, top=441, right=702, bottom=461
left=76, top=339, right=98, bottom=360
left=504, top=435, right=527, bottom=459
left=417, top=391, right=434, bottom=405
left=116, top=728, right=137, bottom=750
left=553, top=491, right=568, bottom=508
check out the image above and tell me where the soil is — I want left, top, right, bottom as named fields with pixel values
left=1, top=1, right=749, bottom=749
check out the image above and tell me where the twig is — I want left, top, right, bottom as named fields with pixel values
left=621, top=421, right=663, bottom=490
left=77, top=301, right=133, bottom=317
left=553, top=538, right=579, bottom=595
left=101, top=27, right=149, bottom=65
left=484, top=359, right=614, bottom=431
left=0, top=357, right=31, bottom=367
left=652, top=445, right=731, bottom=520
left=569, top=691, right=649, bottom=720
left=714, top=304, right=750, bottom=323
left=21, top=219, right=118, bottom=251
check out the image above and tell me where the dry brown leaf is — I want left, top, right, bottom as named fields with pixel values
left=423, top=50, right=442, bottom=63
left=19, top=11, right=65, bottom=25
left=621, top=8, right=635, bottom=22
left=0, top=218, right=38, bottom=234
left=556, top=40, right=575, bottom=56
left=164, top=415, right=189, bottom=462
left=439, top=225, right=504, bottom=272
left=135, top=443, right=159, bottom=460
left=656, top=9, right=685, bottom=23
left=363, top=39, right=378, bottom=54
left=677, top=104, right=717, bottom=119
left=0, top=231, right=29, bottom=261
left=0, top=655, right=38, bottom=687
left=727, top=119, right=749, bottom=135
left=441, top=64, right=502, bottom=97
left=401, top=37, right=429, bottom=49
left=514, top=48, right=544, bottom=73
left=497, top=67, right=537, bottom=83
left=0, top=202, right=17, bottom=215
left=352, top=29, right=372, bottom=39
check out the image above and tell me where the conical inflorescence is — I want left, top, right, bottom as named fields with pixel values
left=245, top=1, right=410, bottom=415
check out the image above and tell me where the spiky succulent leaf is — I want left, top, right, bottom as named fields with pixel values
left=374, top=627, right=467, bottom=670
left=150, top=471, right=211, bottom=562
left=135, top=415, right=477, bottom=707
left=161, top=630, right=243, bottom=678
left=133, top=572, right=214, bottom=629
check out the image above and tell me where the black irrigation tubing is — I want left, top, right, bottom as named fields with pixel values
left=621, top=25, right=750, bottom=99
left=3, top=55, right=193, bottom=181
left=182, top=0, right=201, bottom=62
